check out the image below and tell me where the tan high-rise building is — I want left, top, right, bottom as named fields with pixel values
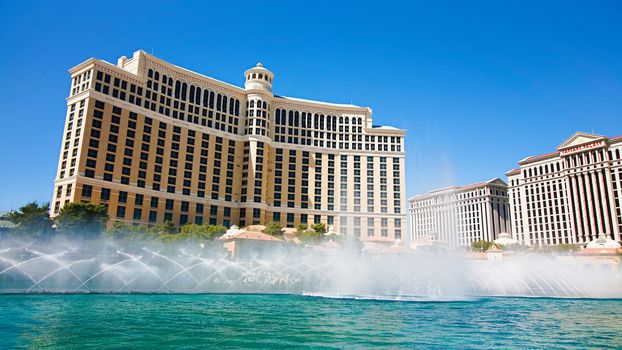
left=408, top=178, right=511, bottom=248
left=507, top=132, right=622, bottom=246
left=51, top=50, right=406, bottom=243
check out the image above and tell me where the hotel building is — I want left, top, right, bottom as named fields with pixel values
left=51, top=50, right=406, bottom=242
left=408, top=178, right=511, bottom=248
left=507, top=132, right=622, bottom=246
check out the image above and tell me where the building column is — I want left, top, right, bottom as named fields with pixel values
left=583, top=172, right=600, bottom=241
left=576, top=174, right=591, bottom=243
left=589, top=171, right=605, bottom=237
left=486, top=198, right=493, bottom=242
left=564, top=177, right=577, bottom=244
left=605, top=167, right=621, bottom=241
left=597, top=169, right=612, bottom=237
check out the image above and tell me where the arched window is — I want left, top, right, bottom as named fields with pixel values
left=209, top=92, right=214, bottom=108
left=345, top=117, right=349, bottom=124
left=294, top=111, right=299, bottom=127
left=222, top=96, right=228, bottom=113
left=617, top=149, right=621, bottom=159
left=216, top=94, right=222, bottom=111
left=259, top=74, right=263, bottom=79
left=168, top=77, right=173, bottom=86
left=181, top=83, right=187, bottom=100
left=275, top=109, right=281, bottom=124
left=174, top=81, right=181, bottom=99
left=189, top=86, right=195, bottom=103
left=252, top=73, right=256, bottom=79
left=148, top=69, right=153, bottom=78
left=196, top=87, right=201, bottom=105
left=162, top=74, right=167, bottom=83
left=262, top=101, right=267, bottom=109
left=288, top=110, right=294, bottom=125
left=203, top=90, right=209, bottom=107
left=301, top=112, right=306, bottom=127
left=229, top=98, right=235, bottom=115
left=235, top=100, right=240, bottom=116
left=339, top=116, right=344, bottom=124
left=250, top=100, right=255, bottom=108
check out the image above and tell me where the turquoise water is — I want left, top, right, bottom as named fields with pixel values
left=1, top=294, right=621, bottom=349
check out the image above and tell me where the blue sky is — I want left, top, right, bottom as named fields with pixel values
left=0, top=1, right=621, bottom=211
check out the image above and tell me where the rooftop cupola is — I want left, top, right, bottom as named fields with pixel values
left=244, top=62, right=274, bottom=92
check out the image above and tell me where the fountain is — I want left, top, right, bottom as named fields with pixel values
left=0, top=236, right=621, bottom=299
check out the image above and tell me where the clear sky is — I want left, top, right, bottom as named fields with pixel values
left=0, top=1, right=621, bottom=211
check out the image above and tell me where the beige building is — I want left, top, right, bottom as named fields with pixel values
left=51, top=50, right=406, bottom=243
left=408, top=178, right=511, bottom=248
left=507, top=132, right=622, bottom=246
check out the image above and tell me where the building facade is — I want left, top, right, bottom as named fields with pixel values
left=408, top=178, right=510, bottom=248
left=507, top=132, right=622, bottom=246
left=51, top=50, right=406, bottom=243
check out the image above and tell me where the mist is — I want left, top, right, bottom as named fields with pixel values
left=0, top=235, right=620, bottom=299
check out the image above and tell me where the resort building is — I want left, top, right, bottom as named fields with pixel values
left=0, top=212, right=17, bottom=238
left=506, top=132, right=622, bottom=246
left=50, top=50, right=406, bottom=243
left=408, top=178, right=511, bottom=248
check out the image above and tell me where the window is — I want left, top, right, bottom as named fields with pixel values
left=82, top=185, right=92, bottom=198
left=165, top=199, right=174, bottom=210
left=101, top=188, right=111, bottom=201
left=149, top=210, right=157, bottom=223
left=133, top=208, right=142, bottom=221
left=116, top=206, right=126, bottom=219
left=118, top=191, right=128, bottom=203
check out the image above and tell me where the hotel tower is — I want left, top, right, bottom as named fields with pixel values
left=51, top=50, right=406, bottom=243
left=409, top=178, right=511, bottom=248
left=507, top=132, right=622, bottom=246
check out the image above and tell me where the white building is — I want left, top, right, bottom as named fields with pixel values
left=408, top=178, right=511, bottom=248
left=507, top=132, right=622, bottom=246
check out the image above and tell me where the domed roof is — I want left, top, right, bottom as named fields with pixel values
left=244, top=62, right=272, bottom=75
left=586, top=234, right=621, bottom=249
left=493, top=232, right=518, bottom=245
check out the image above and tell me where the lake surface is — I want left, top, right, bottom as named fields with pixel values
left=1, top=294, right=621, bottom=349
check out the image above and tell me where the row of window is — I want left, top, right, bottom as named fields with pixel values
left=88, top=67, right=404, bottom=151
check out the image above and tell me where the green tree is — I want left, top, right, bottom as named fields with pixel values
left=56, top=203, right=109, bottom=238
left=180, top=223, right=226, bottom=240
left=264, top=222, right=283, bottom=237
left=471, top=240, right=496, bottom=252
left=105, top=221, right=150, bottom=240
left=156, top=223, right=226, bottom=242
left=148, top=221, right=178, bottom=236
left=311, top=223, right=327, bottom=235
left=7, top=201, right=54, bottom=239
left=549, top=243, right=581, bottom=253
left=296, top=226, right=322, bottom=244
left=296, top=224, right=308, bottom=235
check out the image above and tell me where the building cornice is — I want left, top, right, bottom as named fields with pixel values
left=70, top=90, right=406, bottom=157
left=67, top=50, right=405, bottom=133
